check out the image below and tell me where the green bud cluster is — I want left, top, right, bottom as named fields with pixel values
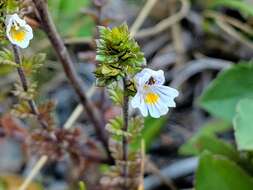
left=95, top=23, right=146, bottom=86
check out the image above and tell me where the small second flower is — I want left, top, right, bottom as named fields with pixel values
left=5, top=14, right=33, bottom=48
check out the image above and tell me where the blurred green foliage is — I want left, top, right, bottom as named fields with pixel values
left=234, top=98, right=253, bottom=151
left=195, top=62, right=253, bottom=190
left=179, top=120, right=231, bottom=155
left=196, top=152, right=253, bottom=190
left=193, top=0, right=253, bottom=17
left=210, top=0, right=253, bottom=17
left=200, top=63, right=253, bottom=122
left=48, top=0, right=94, bottom=37
left=142, top=116, right=167, bottom=150
left=79, top=181, right=87, bottom=190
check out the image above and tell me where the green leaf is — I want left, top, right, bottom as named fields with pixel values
left=0, top=49, right=16, bottom=66
left=22, top=53, right=46, bottom=76
left=200, top=63, right=253, bottom=122
left=196, top=152, right=253, bottom=190
left=179, top=120, right=231, bottom=155
left=108, top=84, right=124, bottom=106
left=106, top=116, right=125, bottom=141
left=194, top=135, right=239, bottom=162
left=233, top=98, right=253, bottom=151
left=142, top=116, right=167, bottom=150
left=210, top=0, right=253, bottom=17
left=0, top=49, right=16, bottom=75
left=48, top=0, right=93, bottom=37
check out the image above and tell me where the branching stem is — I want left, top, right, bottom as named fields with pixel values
left=32, top=0, right=110, bottom=153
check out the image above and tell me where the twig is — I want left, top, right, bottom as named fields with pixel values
left=122, top=77, right=129, bottom=189
left=130, top=0, right=157, bottom=37
left=216, top=20, right=253, bottom=49
left=63, top=85, right=96, bottom=129
left=32, top=0, right=109, bottom=150
left=146, top=158, right=177, bottom=190
left=144, top=157, right=198, bottom=190
left=205, top=11, right=253, bottom=49
left=12, top=45, right=48, bottom=129
left=135, top=0, right=190, bottom=39
left=138, top=139, right=146, bottom=190
left=170, top=0, right=186, bottom=66
left=18, top=155, right=48, bottom=190
left=205, top=11, right=253, bottom=36
left=170, top=58, right=232, bottom=88
left=64, top=36, right=92, bottom=45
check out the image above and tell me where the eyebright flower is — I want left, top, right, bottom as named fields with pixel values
left=131, top=68, right=179, bottom=118
left=5, top=14, right=33, bottom=48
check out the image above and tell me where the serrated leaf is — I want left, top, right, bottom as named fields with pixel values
left=106, top=116, right=124, bottom=141
left=12, top=82, right=37, bottom=101
left=106, top=116, right=132, bottom=137
left=106, top=125, right=131, bottom=137
left=22, top=53, right=46, bottom=76
left=38, top=101, right=56, bottom=127
left=200, top=63, right=253, bottom=122
left=128, top=116, right=144, bottom=135
left=0, top=49, right=16, bottom=66
left=108, top=84, right=123, bottom=105
left=11, top=101, right=33, bottom=118
left=196, top=152, right=253, bottom=190
left=233, top=98, right=253, bottom=151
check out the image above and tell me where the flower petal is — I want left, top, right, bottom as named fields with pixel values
left=152, top=70, right=165, bottom=85
left=154, top=85, right=179, bottom=98
left=156, top=99, right=169, bottom=115
left=147, top=104, right=161, bottom=118
left=131, top=92, right=148, bottom=117
left=16, top=25, right=33, bottom=48
left=134, top=69, right=151, bottom=87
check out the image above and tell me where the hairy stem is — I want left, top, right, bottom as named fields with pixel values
left=12, top=45, right=48, bottom=129
left=122, top=77, right=129, bottom=189
left=32, top=0, right=109, bottom=152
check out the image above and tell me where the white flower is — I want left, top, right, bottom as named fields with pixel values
left=5, top=14, right=33, bottom=48
left=131, top=68, right=179, bottom=118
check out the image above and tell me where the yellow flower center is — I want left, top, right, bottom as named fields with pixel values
left=10, top=26, right=26, bottom=42
left=145, top=92, right=159, bottom=105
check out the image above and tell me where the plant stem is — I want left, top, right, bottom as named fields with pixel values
left=12, top=45, right=48, bottom=129
left=122, top=77, right=129, bottom=189
left=32, top=0, right=109, bottom=152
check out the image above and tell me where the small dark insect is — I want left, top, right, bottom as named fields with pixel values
left=147, top=77, right=156, bottom=85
